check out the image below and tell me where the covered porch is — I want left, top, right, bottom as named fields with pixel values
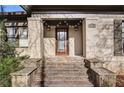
left=43, top=19, right=85, bottom=57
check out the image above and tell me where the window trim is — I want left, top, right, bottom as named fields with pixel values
left=122, top=21, right=124, bottom=55
left=6, top=26, right=28, bottom=48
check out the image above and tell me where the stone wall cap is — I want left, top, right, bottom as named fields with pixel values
left=21, top=58, right=42, bottom=68
left=92, top=67, right=116, bottom=75
left=86, top=17, right=99, bottom=20
left=28, top=17, right=41, bottom=21
left=87, top=58, right=105, bottom=63
left=10, top=67, right=37, bottom=76
left=23, top=58, right=42, bottom=63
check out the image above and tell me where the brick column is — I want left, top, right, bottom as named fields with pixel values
left=28, top=17, right=43, bottom=58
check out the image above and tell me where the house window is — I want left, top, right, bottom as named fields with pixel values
left=6, top=27, right=28, bottom=48
left=122, top=22, right=124, bottom=54
left=7, top=27, right=17, bottom=46
left=114, top=20, right=124, bottom=56
left=19, top=27, right=28, bottom=47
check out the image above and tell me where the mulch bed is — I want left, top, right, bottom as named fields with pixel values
left=116, top=75, right=124, bottom=87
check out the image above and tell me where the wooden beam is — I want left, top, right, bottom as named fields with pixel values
left=20, top=5, right=31, bottom=15
left=30, top=5, right=124, bottom=13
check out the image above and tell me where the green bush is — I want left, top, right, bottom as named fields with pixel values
left=0, top=18, right=26, bottom=87
left=0, top=56, right=24, bottom=87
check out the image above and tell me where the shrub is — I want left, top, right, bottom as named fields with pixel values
left=0, top=17, right=26, bottom=87
left=0, top=56, right=24, bottom=87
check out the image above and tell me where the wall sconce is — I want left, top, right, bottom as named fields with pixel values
left=80, top=20, right=82, bottom=23
left=46, top=25, right=51, bottom=31
left=59, top=22, right=62, bottom=25
left=66, top=23, right=69, bottom=26
left=56, top=24, right=60, bottom=27
left=74, top=25, right=79, bottom=31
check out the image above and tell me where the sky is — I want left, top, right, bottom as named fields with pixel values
left=0, top=5, right=25, bottom=12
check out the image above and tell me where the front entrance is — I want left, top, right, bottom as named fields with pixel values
left=43, top=19, right=83, bottom=56
left=56, top=28, right=68, bottom=55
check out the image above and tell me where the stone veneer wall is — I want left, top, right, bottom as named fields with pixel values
left=27, top=17, right=44, bottom=58
left=25, top=13, right=124, bottom=74
left=11, top=58, right=42, bottom=87
left=86, top=17, right=124, bottom=74
left=11, top=67, right=37, bottom=87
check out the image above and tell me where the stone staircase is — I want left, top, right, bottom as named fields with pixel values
left=44, top=56, right=94, bottom=87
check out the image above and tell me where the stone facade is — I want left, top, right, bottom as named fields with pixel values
left=89, top=67, right=116, bottom=87
left=11, top=58, right=43, bottom=87
left=13, top=13, right=124, bottom=75
left=11, top=67, right=37, bottom=87
left=27, top=18, right=43, bottom=58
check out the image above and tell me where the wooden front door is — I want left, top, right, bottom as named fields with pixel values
left=56, top=28, right=68, bottom=55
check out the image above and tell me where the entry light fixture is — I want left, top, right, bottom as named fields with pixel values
left=44, top=20, right=82, bottom=31
left=64, top=21, right=67, bottom=23
left=56, top=24, right=60, bottom=27
left=80, top=20, right=82, bottom=23
left=74, top=25, right=78, bottom=31
left=59, top=22, right=62, bottom=25
left=46, top=25, right=51, bottom=31
left=66, top=23, right=69, bottom=26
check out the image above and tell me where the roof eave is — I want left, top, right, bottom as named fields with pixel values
left=20, top=5, right=31, bottom=16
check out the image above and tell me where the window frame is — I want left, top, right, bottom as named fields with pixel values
left=18, top=27, right=28, bottom=48
left=122, top=21, right=124, bottom=55
left=6, top=26, right=28, bottom=48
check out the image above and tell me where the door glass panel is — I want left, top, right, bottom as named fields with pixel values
left=57, top=32, right=65, bottom=52
left=57, top=41, right=65, bottom=52
left=56, top=29, right=68, bottom=54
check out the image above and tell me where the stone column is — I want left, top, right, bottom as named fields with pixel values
left=85, top=17, right=99, bottom=59
left=82, top=18, right=86, bottom=57
left=28, top=17, right=43, bottom=58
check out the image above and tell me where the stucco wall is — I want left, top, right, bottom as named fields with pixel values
left=69, top=26, right=83, bottom=56
left=44, top=38, right=56, bottom=56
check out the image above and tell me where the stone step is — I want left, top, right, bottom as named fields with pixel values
left=43, top=56, right=92, bottom=87
left=34, top=76, right=42, bottom=81
left=44, top=68, right=87, bottom=71
left=45, top=59, right=84, bottom=62
left=31, top=80, right=42, bottom=87
left=45, top=64, right=85, bottom=67
left=46, top=61, right=84, bottom=63
left=45, top=62, right=84, bottom=66
left=45, top=57, right=84, bottom=62
left=45, top=71, right=88, bottom=76
left=44, top=76, right=88, bottom=81
left=45, top=84, right=94, bottom=87
left=44, top=80, right=93, bottom=87
left=44, top=69, right=88, bottom=73
left=45, top=84, right=93, bottom=87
